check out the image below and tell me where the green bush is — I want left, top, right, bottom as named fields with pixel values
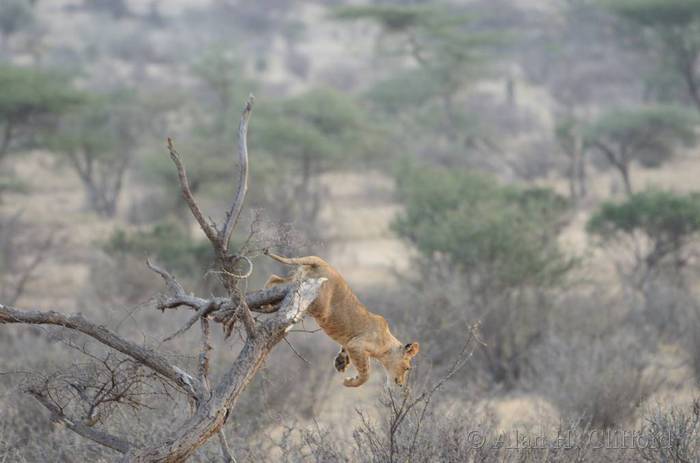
left=388, top=165, right=574, bottom=386
left=393, top=165, right=572, bottom=290
left=0, top=65, right=84, bottom=159
left=587, top=189, right=700, bottom=245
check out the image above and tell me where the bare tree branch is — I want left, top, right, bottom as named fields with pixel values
left=28, top=388, right=134, bottom=454
left=147, top=259, right=187, bottom=298
left=236, top=298, right=256, bottom=340
left=166, top=138, right=220, bottom=247
left=221, top=95, right=254, bottom=251
left=151, top=280, right=296, bottom=328
left=198, top=317, right=212, bottom=394
left=162, top=301, right=218, bottom=343
left=0, top=304, right=203, bottom=399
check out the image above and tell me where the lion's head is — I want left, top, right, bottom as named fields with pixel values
left=382, top=342, right=420, bottom=386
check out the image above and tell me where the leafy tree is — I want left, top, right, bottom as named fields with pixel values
left=0, top=65, right=84, bottom=161
left=251, top=87, right=375, bottom=235
left=602, top=0, right=700, bottom=112
left=47, top=91, right=143, bottom=217
left=588, top=189, right=700, bottom=281
left=393, top=165, right=571, bottom=291
left=584, top=105, right=697, bottom=195
left=392, top=164, right=573, bottom=385
left=334, top=4, right=503, bottom=149
left=588, top=190, right=700, bottom=336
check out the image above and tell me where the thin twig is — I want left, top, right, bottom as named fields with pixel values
left=283, top=337, right=312, bottom=366
left=218, top=430, right=237, bottom=463
left=288, top=328, right=321, bottom=334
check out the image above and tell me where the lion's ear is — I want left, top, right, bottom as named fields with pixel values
left=404, top=342, right=420, bottom=357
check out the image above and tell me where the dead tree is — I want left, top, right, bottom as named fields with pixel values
left=0, top=96, right=326, bottom=462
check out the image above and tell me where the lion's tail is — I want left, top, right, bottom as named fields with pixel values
left=266, top=252, right=327, bottom=268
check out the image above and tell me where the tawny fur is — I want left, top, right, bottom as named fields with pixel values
left=264, top=251, right=419, bottom=388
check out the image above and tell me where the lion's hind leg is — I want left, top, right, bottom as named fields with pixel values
left=264, top=274, right=290, bottom=288
left=334, top=347, right=349, bottom=372
left=261, top=274, right=293, bottom=312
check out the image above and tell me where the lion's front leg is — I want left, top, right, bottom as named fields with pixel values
left=334, top=347, right=349, bottom=372
left=343, top=346, right=370, bottom=387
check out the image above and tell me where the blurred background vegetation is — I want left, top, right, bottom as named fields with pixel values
left=4, top=0, right=700, bottom=461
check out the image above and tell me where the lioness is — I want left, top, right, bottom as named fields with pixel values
left=264, top=251, right=420, bottom=387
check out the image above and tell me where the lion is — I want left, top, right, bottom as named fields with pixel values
left=263, top=251, right=420, bottom=387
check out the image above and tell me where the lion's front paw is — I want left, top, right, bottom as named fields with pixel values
left=334, top=350, right=349, bottom=372
left=343, top=376, right=360, bottom=387
left=343, top=375, right=367, bottom=387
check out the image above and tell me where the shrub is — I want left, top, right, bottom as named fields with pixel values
left=393, top=165, right=573, bottom=291
left=528, top=328, right=656, bottom=429
left=638, top=401, right=700, bottom=463
left=388, top=166, right=575, bottom=386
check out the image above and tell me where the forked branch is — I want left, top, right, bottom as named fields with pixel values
left=166, top=94, right=255, bottom=255
left=166, top=139, right=219, bottom=247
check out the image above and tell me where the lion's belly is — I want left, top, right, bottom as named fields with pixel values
left=312, top=314, right=355, bottom=345
left=307, top=278, right=377, bottom=346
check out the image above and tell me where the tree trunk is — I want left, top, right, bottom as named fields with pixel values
left=124, top=338, right=269, bottom=462
left=619, top=163, right=632, bottom=196
left=0, top=121, right=13, bottom=161
left=574, top=133, right=587, bottom=199
left=122, top=278, right=324, bottom=462
left=577, top=152, right=587, bottom=198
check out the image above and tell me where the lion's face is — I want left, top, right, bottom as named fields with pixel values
left=385, top=342, right=420, bottom=386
